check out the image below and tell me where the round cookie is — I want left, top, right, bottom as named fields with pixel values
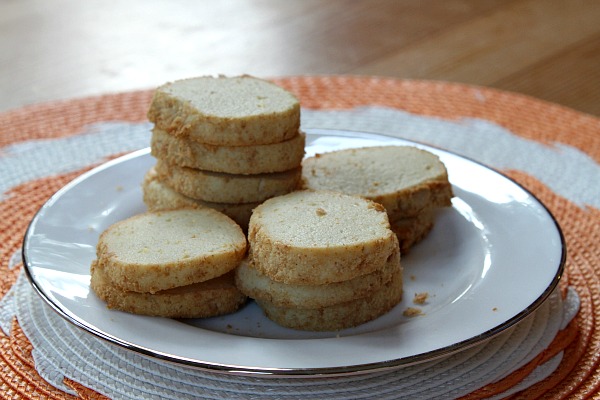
left=142, top=167, right=257, bottom=230
left=147, top=75, right=300, bottom=146
left=151, top=128, right=305, bottom=174
left=91, top=263, right=246, bottom=318
left=301, top=146, right=453, bottom=217
left=390, top=209, right=436, bottom=253
left=235, top=248, right=400, bottom=309
left=257, top=267, right=403, bottom=331
left=154, top=159, right=301, bottom=204
left=95, top=208, right=247, bottom=293
left=248, top=190, right=399, bottom=285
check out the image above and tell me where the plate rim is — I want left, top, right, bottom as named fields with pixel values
left=21, top=128, right=566, bottom=377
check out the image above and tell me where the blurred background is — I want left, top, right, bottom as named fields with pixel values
left=1, top=0, right=599, bottom=116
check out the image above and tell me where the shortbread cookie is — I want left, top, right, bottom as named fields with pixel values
left=248, top=190, right=399, bottom=285
left=390, top=209, right=436, bottom=253
left=154, top=159, right=301, bottom=204
left=91, top=263, right=246, bottom=318
left=142, top=167, right=257, bottom=230
left=147, top=75, right=300, bottom=146
left=257, top=267, right=403, bottom=331
left=236, top=247, right=400, bottom=309
left=151, top=128, right=305, bottom=174
left=301, top=146, right=453, bottom=217
left=95, top=208, right=247, bottom=293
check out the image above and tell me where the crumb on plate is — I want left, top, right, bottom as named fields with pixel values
left=413, top=292, right=429, bottom=305
left=403, top=307, right=424, bottom=317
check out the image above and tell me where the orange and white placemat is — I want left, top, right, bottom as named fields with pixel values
left=0, top=76, right=598, bottom=399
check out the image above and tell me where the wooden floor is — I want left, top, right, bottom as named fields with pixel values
left=1, top=0, right=599, bottom=116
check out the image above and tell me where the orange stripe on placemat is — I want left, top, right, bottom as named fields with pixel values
left=0, top=320, right=79, bottom=399
left=273, top=76, right=600, bottom=163
left=501, top=170, right=600, bottom=399
left=512, top=315, right=591, bottom=399
left=458, top=318, right=580, bottom=400
left=532, top=283, right=600, bottom=399
left=0, top=90, right=153, bottom=148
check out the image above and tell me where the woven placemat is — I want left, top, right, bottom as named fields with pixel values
left=0, top=76, right=598, bottom=399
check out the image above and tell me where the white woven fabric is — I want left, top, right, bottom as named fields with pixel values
left=1, top=106, right=588, bottom=398
left=2, top=270, right=575, bottom=400
left=0, top=122, right=152, bottom=201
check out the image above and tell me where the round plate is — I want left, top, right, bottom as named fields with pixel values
left=22, top=128, right=565, bottom=376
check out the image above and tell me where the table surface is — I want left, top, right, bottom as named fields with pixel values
left=1, top=0, right=599, bottom=116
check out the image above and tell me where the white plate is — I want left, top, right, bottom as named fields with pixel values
left=22, top=129, right=565, bottom=376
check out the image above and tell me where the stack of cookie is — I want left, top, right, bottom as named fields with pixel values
left=301, top=146, right=453, bottom=253
left=143, top=75, right=305, bottom=230
left=236, top=190, right=403, bottom=331
left=90, top=208, right=248, bottom=318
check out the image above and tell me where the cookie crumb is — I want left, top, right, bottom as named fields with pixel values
left=316, top=207, right=327, bottom=216
left=413, top=292, right=429, bottom=305
left=403, top=307, right=423, bottom=317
